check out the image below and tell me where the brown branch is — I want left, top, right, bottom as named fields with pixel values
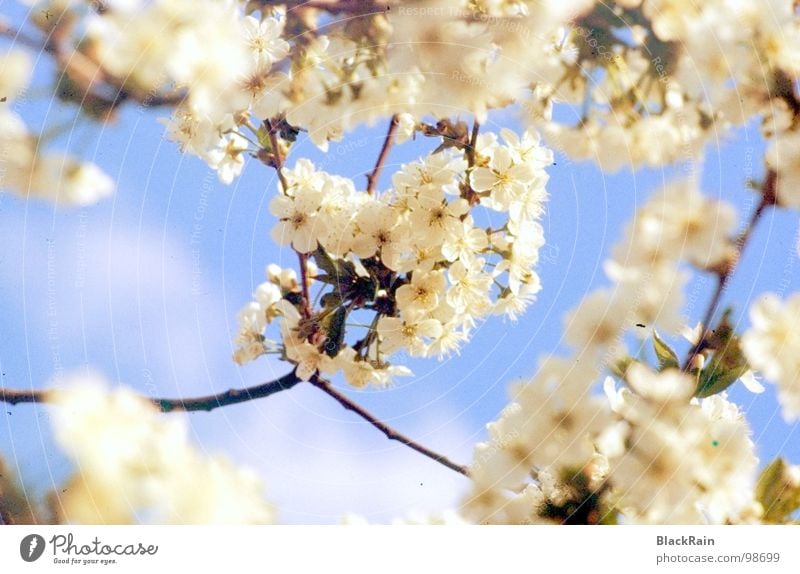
left=0, top=18, right=183, bottom=112
left=153, top=371, right=302, bottom=412
left=297, top=251, right=313, bottom=318
left=365, top=114, right=399, bottom=195
left=0, top=19, right=54, bottom=52
left=308, top=375, right=470, bottom=476
left=467, top=118, right=480, bottom=167
left=1, top=371, right=302, bottom=413
left=682, top=173, right=775, bottom=371
left=2, top=370, right=469, bottom=477
left=265, top=119, right=290, bottom=191
left=260, top=0, right=389, bottom=15
left=0, top=386, right=47, bottom=406
left=463, top=119, right=481, bottom=205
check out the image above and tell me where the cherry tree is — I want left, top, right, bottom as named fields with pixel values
left=1, top=0, right=800, bottom=525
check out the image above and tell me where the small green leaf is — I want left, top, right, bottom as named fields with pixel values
left=652, top=331, right=679, bottom=371
left=609, top=356, right=636, bottom=381
left=321, top=305, right=348, bottom=358
left=312, top=246, right=356, bottom=286
left=756, top=458, right=800, bottom=524
left=256, top=125, right=272, bottom=150
left=694, top=311, right=749, bottom=398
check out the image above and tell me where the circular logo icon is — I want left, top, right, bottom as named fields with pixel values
left=20, top=534, right=46, bottom=562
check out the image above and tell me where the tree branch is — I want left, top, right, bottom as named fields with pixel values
left=0, top=18, right=184, bottom=112
left=467, top=118, right=480, bottom=168
left=260, top=0, right=388, bottom=15
left=682, top=172, right=776, bottom=370
left=2, top=370, right=469, bottom=477
left=365, top=114, right=399, bottom=195
left=308, top=375, right=470, bottom=476
left=1, top=371, right=302, bottom=413
left=153, top=371, right=302, bottom=412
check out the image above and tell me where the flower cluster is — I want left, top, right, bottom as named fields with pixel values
left=49, top=375, right=274, bottom=524
left=604, top=367, right=758, bottom=524
left=233, top=128, right=552, bottom=387
left=152, top=3, right=289, bottom=183
left=531, top=0, right=800, bottom=173
left=742, top=294, right=800, bottom=422
left=0, top=49, right=114, bottom=204
left=462, top=177, right=760, bottom=525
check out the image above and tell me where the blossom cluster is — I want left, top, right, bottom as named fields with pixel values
left=232, top=128, right=552, bottom=387
left=742, top=294, right=800, bottom=422
left=0, top=49, right=113, bottom=204
left=49, top=374, right=274, bottom=524
left=532, top=0, right=800, bottom=174
left=462, top=176, right=761, bottom=525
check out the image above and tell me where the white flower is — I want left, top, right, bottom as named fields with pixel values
left=277, top=301, right=324, bottom=380
left=766, top=131, right=800, bottom=208
left=392, top=153, right=466, bottom=200
left=617, top=179, right=737, bottom=270
left=447, top=259, right=493, bottom=316
left=269, top=186, right=325, bottom=254
left=395, top=270, right=446, bottom=317
left=499, top=128, right=553, bottom=168
left=266, top=264, right=298, bottom=290
left=233, top=302, right=268, bottom=365
left=563, top=290, right=627, bottom=351
left=207, top=133, right=249, bottom=184
left=394, top=113, right=417, bottom=144
left=377, top=314, right=443, bottom=357
left=406, top=198, right=469, bottom=246
left=625, top=364, right=695, bottom=406
left=50, top=374, right=274, bottom=524
left=441, top=216, right=488, bottom=263
left=741, top=293, right=800, bottom=421
left=241, top=15, right=289, bottom=65
left=350, top=201, right=403, bottom=260
left=162, top=107, right=219, bottom=157
left=605, top=261, right=688, bottom=335
left=328, top=347, right=412, bottom=388
left=470, top=146, right=538, bottom=209
left=0, top=49, right=32, bottom=102
left=30, top=155, right=115, bottom=205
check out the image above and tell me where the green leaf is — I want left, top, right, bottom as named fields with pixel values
left=321, top=305, right=348, bottom=358
left=312, top=246, right=356, bottom=287
left=608, top=356, right=636, bottom=381
left=652, top=331, right=679, bottom=371
left=694, top=311, right=749, bottom=398
left=256, top=125, right=273, bottom=150
left=756, top=458, right=800, bottom=524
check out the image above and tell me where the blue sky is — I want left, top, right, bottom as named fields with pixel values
left=1, top=7, right=799, bottom=524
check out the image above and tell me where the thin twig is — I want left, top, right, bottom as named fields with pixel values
left=0, top=371, right=302, bottom=413
left=0, top=19, right=183, bottom=110
left=0, top=20, right=53, bottom=52
left=682, top=174, right=775, bottom=371
left=260, top=0, right=386, bottom=15
left=467, top=118, right=480, bottom=167
left=308, top=375, right=470, bottom=476
left=263, top=120, right=311, bottom=316
left=365, top=114, right=399, bottom=195
left=266, top=120, right=290, bottom=191
left=297, top=251, right=313, bottom=318
left=153, top=371, right=302, bottom=412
